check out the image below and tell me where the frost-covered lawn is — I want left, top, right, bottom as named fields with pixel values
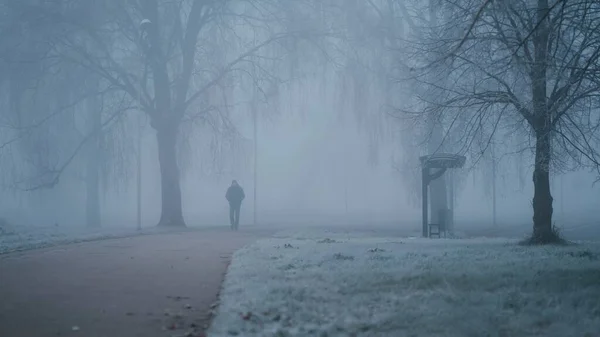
left=0, top=223, right=167, bottom=255
left=208, top=230, right=600, bottom=337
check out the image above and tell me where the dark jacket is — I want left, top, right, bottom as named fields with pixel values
left=226, top=185, right=245, bottom=206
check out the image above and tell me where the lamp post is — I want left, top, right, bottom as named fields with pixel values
left=137, top=19, right=151, bottom=231
left=250, top=54, right=259, bottom=227
left=491, top=140, right=497, bottom=227
left=560, top=173, right=564, bottom=223
left=252, top=100, right=257, bottom=226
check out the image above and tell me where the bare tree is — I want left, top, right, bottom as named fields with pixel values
left=0, top=0, right=142, bottom=229
left=12, top=0, right=328, bottom=227
left=396, top=0, right=600, bottom=243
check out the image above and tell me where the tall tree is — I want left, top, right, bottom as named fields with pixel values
left=397, top=0, right=600, bottom=243
left=8, top=0, right=325, bottom=227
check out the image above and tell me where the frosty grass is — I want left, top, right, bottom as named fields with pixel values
left=0, top=223, right=162, bottom=255
left=208, top=230, right=600, bottom=337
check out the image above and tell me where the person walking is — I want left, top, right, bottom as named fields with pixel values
left=225, top=180, right=245, bottom=230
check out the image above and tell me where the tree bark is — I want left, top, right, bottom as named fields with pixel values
left=156, top=124, right=185, bottom=227
left=529, top=0, right=556, bottom=244
left=531, top=131, right=554, bottom=242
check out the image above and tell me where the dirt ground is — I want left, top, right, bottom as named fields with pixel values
left=0, top=227, right=272, bottom=337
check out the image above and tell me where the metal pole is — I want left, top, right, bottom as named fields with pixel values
left=252, top=92, right=257, bottom=226
left=137, top=22, right=148, bottom=231
left=448, top=169, right=454, bottom=234
left=136, top=113, right=142, bottom=231
left=250, top=50, right=260, bottom=227
left=422, top=168, right=429, bottom=238
left=492, top=157, right=497, bottom=227
left=491, top=138, right=497, bottom=227
left=560, top=174, right=564, bottom=223
left=344, top=176, right=348, bottom=217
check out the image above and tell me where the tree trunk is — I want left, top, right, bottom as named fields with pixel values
left=531, top=131, right=554, bottom=242
left=528, top=0, right=557, bottom=244
left=156, top=125, right=185, bottom=227
left=85, top=86, right=101, bottom=228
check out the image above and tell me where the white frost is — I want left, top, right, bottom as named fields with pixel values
left=0, top=223, right=158, bottom=255
left=208, top=230, right=600, bottom=337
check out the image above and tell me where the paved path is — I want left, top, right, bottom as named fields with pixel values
left=0, top=227, right=272, bottom=337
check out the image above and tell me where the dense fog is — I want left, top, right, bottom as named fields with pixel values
left=3, top=73, right=598, bottom=230
left=4, top=3, right=600, bottom=336
left=0, top=0, right=599, bottom=237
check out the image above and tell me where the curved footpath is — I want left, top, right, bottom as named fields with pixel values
left=0, top=227, right=272, bottom=337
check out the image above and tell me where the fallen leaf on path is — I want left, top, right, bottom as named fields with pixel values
left=368, top=248, right=386, bottom=253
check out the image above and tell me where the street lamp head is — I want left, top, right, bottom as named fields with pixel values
left=140, top=19, right=152, bottom=28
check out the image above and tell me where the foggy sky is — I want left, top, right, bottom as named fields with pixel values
left=0, top=0, right=599, bottom=231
